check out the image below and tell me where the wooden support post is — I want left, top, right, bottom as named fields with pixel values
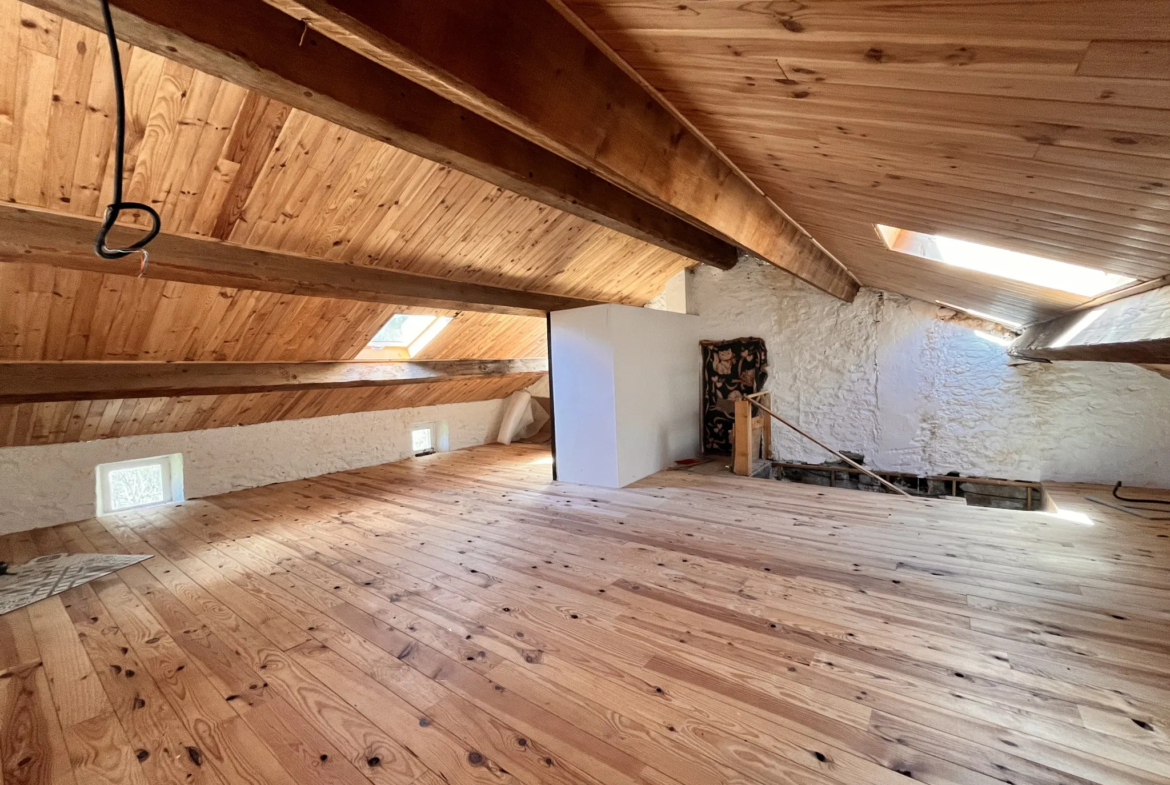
left=759, top=393, right=773, bottom=461
left=733, top=399, right=754, bottom=477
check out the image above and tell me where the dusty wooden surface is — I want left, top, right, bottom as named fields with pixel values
left=2, top=443, right=1167, bottom=784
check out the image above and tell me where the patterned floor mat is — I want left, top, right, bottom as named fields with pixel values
left=0, top=553, right=151, bottom=615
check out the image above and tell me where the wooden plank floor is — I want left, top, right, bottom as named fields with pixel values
left=2, top=443, right=1169, bottom=785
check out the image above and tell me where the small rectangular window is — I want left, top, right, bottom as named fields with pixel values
left=411, top=424, right=436, bottom=456
left=96, top=454, right=184, bottom=516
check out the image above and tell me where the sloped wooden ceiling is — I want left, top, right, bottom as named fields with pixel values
left=0, top=0, right=692, bottom=446
left=565, top=0, right=1170, bottom=325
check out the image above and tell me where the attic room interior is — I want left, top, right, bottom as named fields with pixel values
left=2, top=0, right=1170, bottom=782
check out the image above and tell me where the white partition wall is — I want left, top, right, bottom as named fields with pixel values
left=551, top=304, right=701, bottom=488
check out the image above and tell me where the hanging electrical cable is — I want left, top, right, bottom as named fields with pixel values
left=93, top=0, right=161, bottom=269
left=1113, top=482, right=1170, bottom=506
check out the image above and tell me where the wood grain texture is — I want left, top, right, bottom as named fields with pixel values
left=0, top=373, right=544, bottom=447
left=0, top=0, right=653, bottom=445
left=1, top=443, right=1168, bottom=785
left=563, top=0, right=1170, bottom=326
left=0, top=358, right=549, bottom=403
left=18, top=0, right=738, bottom=271
left=0, top=204, right=604, bottom=318
left=257, top=0, right=858, bottom=300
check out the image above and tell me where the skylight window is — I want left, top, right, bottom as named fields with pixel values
left=361, top=314, right=453, bottom=359
left=876, top=225, right=1135, bottom=297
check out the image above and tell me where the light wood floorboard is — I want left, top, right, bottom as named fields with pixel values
left=2, top=443, right=1169, bottom=784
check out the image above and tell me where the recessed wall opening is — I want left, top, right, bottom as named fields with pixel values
left=876, top=225, right=1136, bottom=297
left=95, top=454, right=185, bottom=516
left=772, top=459, right=1042, bottom=511
left=410, top=421, right=447, bottom=457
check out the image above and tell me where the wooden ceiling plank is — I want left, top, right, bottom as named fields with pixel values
left=209, top=93, right=291, bottom=240
left=757, top=167, right=1170, bottom=254
left=568, top=0, right=1166, bottom=42
left=285, top=139, right=380, bottom=259
left=636, top=57, right=1170, bottom=111
left=0, top=358, right=549, bottom=404
left=259, top=0, right=856, bottom=300
left=1077, top=40, right=1170, bottom=79
left=24, top=0, right=738, bottom=269
left=610, top=33, right=1088, bottom=77
left=747, top=137, right=1170, bottom=212
left=152, top=70, right=224, bottom=227
left=121, top=58, right=195, bottom=227
left=169, top=80, right=249, bottom=234
left=0, top=204, right=604, bottom=317
left=562, top=0, right=1170, bottom=316
left=750, top=154, right=1170, bottom=238
left=40, top=20, right=99, bottom=210
left=41, top=267, right=81, bottom=360
left=646, top=73, right=1170, bottom=138
left=773, top=182, right=1170, bottom=272
left=12, top=42, right=55, bottom=206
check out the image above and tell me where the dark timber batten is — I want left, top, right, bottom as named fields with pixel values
left=0, top=359, right=549, bottom=403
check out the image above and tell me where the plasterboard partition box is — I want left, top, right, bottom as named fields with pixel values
left=551, top=304, right=700, bottom=488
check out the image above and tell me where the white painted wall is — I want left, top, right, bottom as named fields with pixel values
left=549, top=306, right=621, bottom=487
left=0, top=397, right=512, bottom=534
left=645, top=269, right=692, bottom=314
left=552, top=304, right=701, bottom=488
left=691, top=256, right=1170, bottom=487
left=610, top=306, right=702, bottom=486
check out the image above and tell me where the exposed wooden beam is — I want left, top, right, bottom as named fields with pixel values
left=0, top=205, right=601, bottom=317
left=0, top=359, right=549, bottom=404
left=1009, top=284, right=1170, bottom=364
left=25, top=0, right=737, bottom=271
left=261, top=0, right=859, bottom=301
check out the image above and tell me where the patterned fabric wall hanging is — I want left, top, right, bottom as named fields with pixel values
left=700, top=337, right=769, bottom=454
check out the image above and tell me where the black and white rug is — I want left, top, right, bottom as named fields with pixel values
left=0, top=553, right=151, bottom=615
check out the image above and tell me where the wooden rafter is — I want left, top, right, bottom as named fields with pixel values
left=0, top=205, right=601, bottom=317
left=258, top=0, right=859, bottom=301
left=1009, top=284, right=1170, bottom=364
left=0, top=359, right=549, bottom=404
left=25, top=0, right=737, bottom=270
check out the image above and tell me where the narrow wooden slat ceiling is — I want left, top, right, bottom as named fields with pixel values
left=6, top=0, right=1167, bottom=445
left=0, top=0, right=688, bottom=445
left=563, top=0, right=1170, bottom=325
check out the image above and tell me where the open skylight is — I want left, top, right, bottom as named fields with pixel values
left=361, top=313, right=453, bottom=359
left=876, top=225, right=1135, bottom=298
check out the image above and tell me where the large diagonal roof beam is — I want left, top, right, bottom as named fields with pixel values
left=257, top=0, right=859, bottom=301
left=26, top=0, right=738, bottom=270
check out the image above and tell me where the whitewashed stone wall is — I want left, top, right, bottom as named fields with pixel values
left=691, top=256, right=1170, bottom=487
left=0, top=397, right=512, bottom=534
